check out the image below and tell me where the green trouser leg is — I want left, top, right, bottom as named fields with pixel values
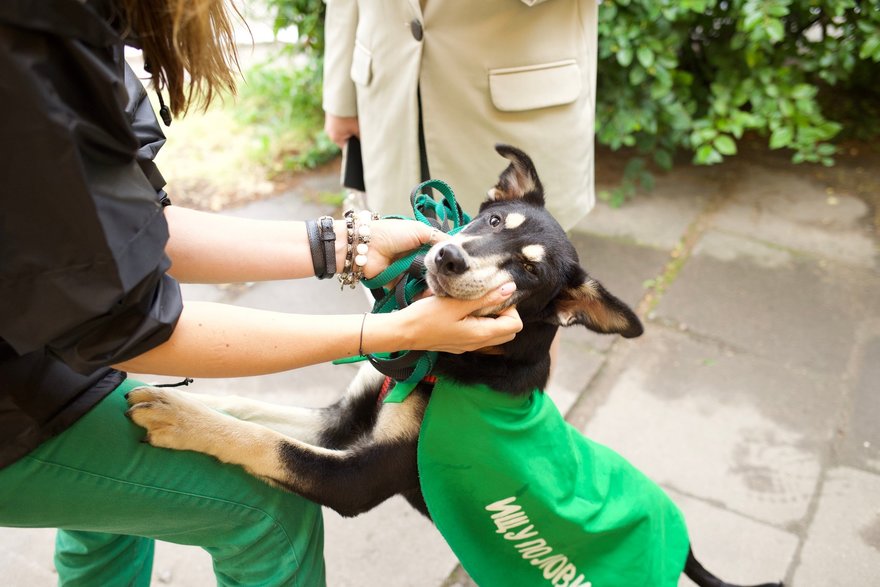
left=0, top=379, right=326, bottom=587
left=54, top=530, right=154, bottom=587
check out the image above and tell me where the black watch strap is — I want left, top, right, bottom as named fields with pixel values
left=317, top=216, right=336, bottom=278
left=306, top=219, right=325, bottom=278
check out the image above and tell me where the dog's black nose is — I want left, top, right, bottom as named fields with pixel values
left=435, top=244, right=469, bottom=275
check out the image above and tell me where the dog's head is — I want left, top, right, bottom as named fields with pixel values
left=425, top=144, right=643, bottom=339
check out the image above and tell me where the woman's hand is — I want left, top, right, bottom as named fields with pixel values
left=362, top=220, right=520, bottom=352
left=380, top=283, right=523, bottom=354
left=364, top=219, right=446, bottom=280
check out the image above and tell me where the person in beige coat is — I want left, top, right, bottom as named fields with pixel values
left=323, top=0, right=599, bottom=230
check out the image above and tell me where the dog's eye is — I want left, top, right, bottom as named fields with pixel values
left=488, top=215, right=502, bottom=227
left=522, top=262, right=537, bottom=274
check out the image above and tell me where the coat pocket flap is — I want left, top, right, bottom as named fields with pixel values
left=489, top=60, right=581, bottom=112
left=350, top=42, right=373, bottom=86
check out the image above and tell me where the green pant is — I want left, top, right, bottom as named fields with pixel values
left=0, top=379, right=325, bottom=586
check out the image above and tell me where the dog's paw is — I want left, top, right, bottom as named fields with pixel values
left=125, top=386, right=214, bottom=452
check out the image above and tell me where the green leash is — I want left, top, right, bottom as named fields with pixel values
left=333, top=179, right=471, bottom=402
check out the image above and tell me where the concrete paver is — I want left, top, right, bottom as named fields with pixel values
left=574, top=166, right=718, bottom=250
left=568, top=232, right=671, bottom=309
left=711, top=165, right=877, bottom=269
left=655, top=233, right=879, bottom=373
left=2, top=529, right=55, bottom=585
left=569, top=327, right=837, bottom=527
left=841, top=332, right=880, bottom=473
left=792, top=467, right=880, bottom=585
left=672, top=490, right=796, bottom=587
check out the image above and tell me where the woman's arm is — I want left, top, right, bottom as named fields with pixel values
left=138, top=206, right=521, bottom=379
left=164, top=207, right=436, bottom=284
left=163, top=206, right=318, bottom=282
left=114, top=288, right=521, bottom=378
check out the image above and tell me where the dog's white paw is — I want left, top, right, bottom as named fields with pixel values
left=125, top=386, right=214, bottom=452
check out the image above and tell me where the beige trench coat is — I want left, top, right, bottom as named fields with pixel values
left=323, top=0, right=598, bottom=229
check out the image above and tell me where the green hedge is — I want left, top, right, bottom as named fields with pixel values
left=246, top=0, right=880, bottom=184
left=598, top=0, right=880, bottom=171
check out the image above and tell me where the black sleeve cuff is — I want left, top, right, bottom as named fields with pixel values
left=47, top=271, right=183, bottom=375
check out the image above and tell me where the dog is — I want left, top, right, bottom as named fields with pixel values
left=126, top=145, right=782, bottom=587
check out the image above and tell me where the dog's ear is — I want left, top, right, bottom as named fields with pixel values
left=550, top=269, right=643, bottom=338
left=486, top=144, right=545, bottom=206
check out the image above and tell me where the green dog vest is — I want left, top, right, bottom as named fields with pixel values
left=417, top=377, right=690, bottom=586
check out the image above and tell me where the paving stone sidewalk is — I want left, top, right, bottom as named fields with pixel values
left=3, top=153, right=878, bottom=586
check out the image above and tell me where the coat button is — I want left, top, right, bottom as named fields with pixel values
left=410, top=19, right=424, bottom=41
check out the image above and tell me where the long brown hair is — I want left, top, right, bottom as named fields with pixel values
left=119, top=0, right=241, bottom=116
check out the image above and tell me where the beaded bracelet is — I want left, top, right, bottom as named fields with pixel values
left=339, top=209, right=379, bottom=289
left=339, top=210, right=357, bottom=288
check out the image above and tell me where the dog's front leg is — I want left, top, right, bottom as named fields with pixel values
left=177, top=364, right=387, bottom=448
left=126, top=386, right=304, bottom=486
left=126, top=386, right=421, bottom=517
left=176, top=391, right=326, bottom=444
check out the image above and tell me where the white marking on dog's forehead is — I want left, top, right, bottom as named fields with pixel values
left=505, top=213, right=526, bottom=229
left=521, top=244, right=545, bottom=263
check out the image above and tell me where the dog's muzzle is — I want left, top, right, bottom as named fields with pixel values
left=433, top=243, right=469, bottom=276
left=424, top=242, right=516, bottom=316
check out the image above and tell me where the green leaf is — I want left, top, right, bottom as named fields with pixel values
left=860, top=36, right=880, bottom=61
left=817, top=143, right=837, bottom=156
left=654, top=149, right=674, bottom=170
left=713, top=135, right=738, bottom=156
left=616, top=47, right=633, bottom=67
left=695, top=145, right=723, bottom=164
left=601, top=3, right=618, bottom=19
left=637, top=47, right=655, bottom=68
left=767, top=3, right=790, bottom=18
left=798, top=126, right=826, bottom=144
left=790, top=84, right=816, bottom=100
left=629, top=66, right=648, bottom=85
left=779, top=99, right=794, bottom=117
left=743, top=10, right=763, bottom=32
left=769, top=126, right=793, bottom=149
left=766, top=20, right=785, bottom=44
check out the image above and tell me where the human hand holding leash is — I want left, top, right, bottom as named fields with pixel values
left=375, top=282, right=522, bottom=354
left=360, top=220, right=520, bottom=353
left=364, top=218, right=446, bottom=280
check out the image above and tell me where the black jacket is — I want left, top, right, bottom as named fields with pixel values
left=0, top=0, right=183, bottom=468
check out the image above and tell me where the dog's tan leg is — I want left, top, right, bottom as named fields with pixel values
left=176, top=391, right=325, bottom=444
left=126, top=382, right=426, bottom=517
left=126, top=386, right=342, bottom=486
left=169, top=365, right=386, bottom=444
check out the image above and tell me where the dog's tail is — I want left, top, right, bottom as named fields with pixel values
left=684, top=548, right=783, bottom=587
